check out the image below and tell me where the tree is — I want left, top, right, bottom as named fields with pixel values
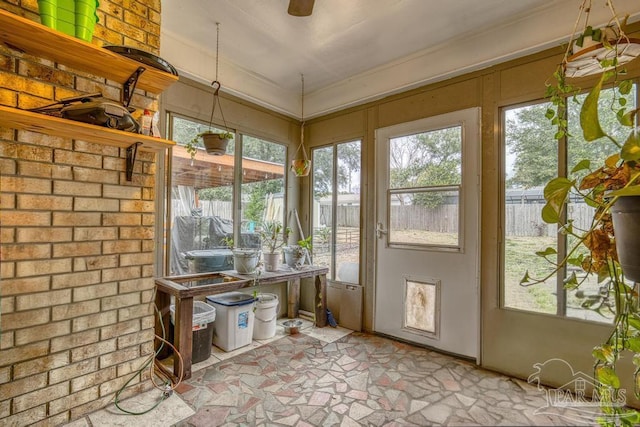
left=506, top=86, right=634, bottom=189
left=242, top=179, right=284, bottom=222
left=337, top=141, right=361, bottom=194
left=389, top=127, right=461, bottom=208
left=313, top=147, right=333, bottom=198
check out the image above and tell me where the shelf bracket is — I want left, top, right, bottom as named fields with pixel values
left=122, top=66, right=146, bottom=108
left=126, top=142, right=142, bottom=181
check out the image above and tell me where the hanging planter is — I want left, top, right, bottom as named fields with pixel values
left=291, top=158, right=311, bottom=177
left=563, top=3, right=640, bottom=78
left=291, top=73, right=311, bottom=178
left=201, top=129, right=233, bottom=156
left=183, top=23, right=234, bottom=163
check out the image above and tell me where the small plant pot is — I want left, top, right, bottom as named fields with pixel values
left=283, top=246, right=306, bottom=269
left=263, top=252, right=281, bottom=272
left=291, top=159, right=311, bottom=177
left=232, top=249, right=260, bottom=274
left=611, top=195, right=640, bottom=283
left=202, top=133, right=230, bottom=155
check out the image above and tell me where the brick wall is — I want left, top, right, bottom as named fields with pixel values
left=0, top=1, right=163, bottom=425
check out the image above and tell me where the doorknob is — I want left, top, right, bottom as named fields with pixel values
left=376, top=222, right=387, bottom=239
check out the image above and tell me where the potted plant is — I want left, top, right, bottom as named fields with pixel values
left=257, top=220, right=291, bottom=272
left=283, top=235, right=312, bottom=269
left=184, top=130, right=233, bottom=162
left=220, top=236, right=260, bottom=274
left=291, top=158, right=311, bottom=177
left=522, top=17, right=640, bottom=424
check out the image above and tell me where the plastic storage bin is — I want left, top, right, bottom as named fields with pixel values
left=185, top=249, right=233, bottom=273
left=206, top=292, right=255, bottom=351
left=170, top=301, right=216, bottom=364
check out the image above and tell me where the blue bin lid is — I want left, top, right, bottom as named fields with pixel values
left=206, top=291, right=255, bottom=307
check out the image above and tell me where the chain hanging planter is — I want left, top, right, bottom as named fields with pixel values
left=200, top=80, right=233, bottom=156
left=563, top=0, right=640, bottom=78
left=184, top=23, right=234, bottom=163
left=291, top=74, right=311, bottom=177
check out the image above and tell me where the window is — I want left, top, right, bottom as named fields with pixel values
left=240, top=135, right=287, bottom=240
left=166, top=114, right=287, bottom=275
left=502, top=83, right=636, bottom=322
left=387, top=128, right=462, bottom=249
left=311, top=140, right=361, bottom=283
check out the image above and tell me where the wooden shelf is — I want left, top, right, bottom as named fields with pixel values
left=0, top=106, right=175, bottom=151
left=0, top=9, right=178, bottom=94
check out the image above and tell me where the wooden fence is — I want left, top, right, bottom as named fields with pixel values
left=176, top=201, right=595, bottom=238
left=172, top=200, right=233, bottom=219
left=320, top=203, right=595, bottom=237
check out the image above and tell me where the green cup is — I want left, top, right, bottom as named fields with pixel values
left=56, top=20, right=76, bottom=36
left=57, top=6, right=74, bottom=24
left=75, top=0, right=98, bottom=41
left=75, top=16, right=97, bottom=41
left=56, top=19, right=75, bottom=36
left=57, top=0, right=74, bottom=13
left=75, top=25, right=94, bottom=42
left=37, top=0, right=57, bottom=29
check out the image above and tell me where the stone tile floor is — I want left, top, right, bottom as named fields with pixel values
left=69, top=319, right=602, bottom=426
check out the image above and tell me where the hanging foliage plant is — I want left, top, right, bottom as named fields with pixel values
left=521, top=5, right=640, bottom=423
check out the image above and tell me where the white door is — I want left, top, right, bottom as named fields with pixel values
left=374, top=108, right=481, bottom=360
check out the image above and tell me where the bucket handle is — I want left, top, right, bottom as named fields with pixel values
left=255, top=313, right=277, bottom=323
left=255, top=295, right=279, bottom=323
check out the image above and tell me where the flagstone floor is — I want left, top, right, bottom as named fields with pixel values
left=69, top=319, right=599, bottom=426
left=174, top=321, right=592, bottom=426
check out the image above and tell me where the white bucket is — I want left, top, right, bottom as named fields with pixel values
left=253, top=293, right=279, bottom=340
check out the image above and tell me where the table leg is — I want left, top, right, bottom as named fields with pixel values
left=314, top=274, right=327, bottom=327
left=174, top=296, right=194, bottom=379
left=154, top=289, right=171, bottom=359
left=288, top=278, right=300, bottom=318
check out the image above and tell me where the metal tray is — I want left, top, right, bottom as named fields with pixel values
left=103, top=45, right=179, bottom=76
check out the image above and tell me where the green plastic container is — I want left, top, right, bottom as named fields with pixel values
left=57, top=0, right=74, bottom=36
left=37, top=0, right=57, bottom=29
left=56, top=20, right=75, bottom=37
left=56, top=4, right=74, bottom=33
left=37, top=0, right=100, bottom=41
left=57, top=0, right=74, bottom=12
left=75, top=0, right=99, bottom=42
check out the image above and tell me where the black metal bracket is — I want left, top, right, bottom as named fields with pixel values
left=122, top=66, right=146, bottom=108
left=126, top=142, right=142, bottom=182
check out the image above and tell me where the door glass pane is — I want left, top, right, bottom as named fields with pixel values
left=335, top=141, right=361, bottom=284
left=389, top=127, right=461, bottom=190
left=169, top=116, right=235, bottom=275
left=240, top=136, right=286, bottom=249
left=388, top=189, right=459, bottom=246
left=503, top=104, right=557, bottom=314
left=388, top=127, right=461, bottom=248
left=312, top=146, right=334, bottom=278
left=312, top=141, right=361, bottom=283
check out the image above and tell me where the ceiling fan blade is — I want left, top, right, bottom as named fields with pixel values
left=288, top=0, right=315, bottom=16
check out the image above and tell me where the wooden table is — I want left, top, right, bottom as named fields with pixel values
left=154, top=265, right=328, bottom=379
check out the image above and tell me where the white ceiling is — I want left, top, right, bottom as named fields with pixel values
left=161, top=0, right=640, bottom=120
